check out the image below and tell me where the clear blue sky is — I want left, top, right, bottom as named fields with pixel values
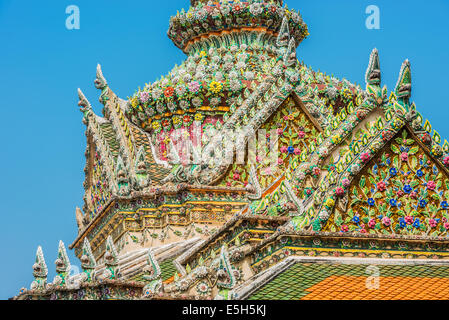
left=1, top=0, right=448, bottom=299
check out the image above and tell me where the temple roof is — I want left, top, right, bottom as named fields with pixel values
left=245, top=260, right=449, bottom=300
left=126, top=37, right=281, bottom=133
left=77, top=67, right=174, bottom=224
left=18, top=0, right=449, bottom=302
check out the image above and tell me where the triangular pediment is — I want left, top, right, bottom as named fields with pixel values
left=217, top=94, right=322, bottom=190
left=322, top=126, right=449, bottom=237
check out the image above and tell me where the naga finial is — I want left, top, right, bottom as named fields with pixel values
left=365, top=48, right=381, bottom=87
left=103, top=236, right=120, bottom=280
left=30, top=246, right=48, bottom=290
left=216, top=245, right=237, bottom=289
left=276, top=16, right=290, bottom=48
left=94, top=64, right=108, bottom=90
left=214, top=245, right=240, bottom=300
left=284, top=37, right=297, bottom=67
left=142, top=248, right=163, bottom=298
left=53, top=240, right=71, bottom=286
left=77, top=88, right=92, bottom=113
left=134, top=146, right=151, bottom=190
left=80, top=238, right=97, bottom=283
left=395, top=59, right=412, bottom=100
left=143, top=248, right=161, bottom=281
left=116, top=155, right=131, bottom=196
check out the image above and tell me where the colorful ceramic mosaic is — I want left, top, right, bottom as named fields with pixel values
left=13, top=0, right=449, bottom=301
left=326, top=129, right=449, bottom=237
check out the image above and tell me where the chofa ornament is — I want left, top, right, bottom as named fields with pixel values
left=30, top=246, right=48, bottom=291
left=142, top=248, right=163, bottom=298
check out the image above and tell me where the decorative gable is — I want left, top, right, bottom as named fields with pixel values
left=217, top=95, right=321, bottom=190
left=85, top=140, right=113, bottom=219
left=256, top=95, right=322, bottom=190
left=323, top=127, right=449, bottom=237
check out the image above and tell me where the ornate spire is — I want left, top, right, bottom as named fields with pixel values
left=30, top=246, right=48, bottom=290
left=216, top=245, right=237, bottom=289
left=214, top=245, right=240, bottom=300
left=80, top=238, right=96, bottom=282
left=133, top=146, right=150, bottom=190
left=365, top=48, right=381, bottom=87
left=142, top=248, right=163, bottom=298
left=143, top=248, right=161, bottom=281
left=115, top=155, right=130, bottom=196
left=78, top=88, right=92, bottom=112
left=95, top=64, right=111, bottom=108
left=395, top=59, right=412, bottom=100
left=103, top=236, right=120, bottom=280
left=277, top=16, right=290, bottom=48
left=94, top=64, right=108, bottom=90
left=78, top=88, right=93, bottom=124
left=284, top=37, right=297, bottom=67
left=53, top=241, right=71, bottom=286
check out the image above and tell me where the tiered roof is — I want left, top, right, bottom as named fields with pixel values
left=247, top=261, right=449, bottom=300
left=13, top=0, right=449, bottom=301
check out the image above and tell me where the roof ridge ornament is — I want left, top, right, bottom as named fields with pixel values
left=284, top=37, right=297, bottom=67
left=365, top=48, right=381, bottom=87
left=94, top=64, right=108, bottom=90
left=30, top=246, right=48, bottom=290
left=80, top=238, right=97, bottom=283
left=216, top=245, right=236, bottom=289
left=276, top=16, right=290, bottom=48
left=214, top=245, right=238, bottom=300
left=95, top=64, right=110, bottom=106
left=103, top=236, right=121, bottom=280
left=133, top=145, right=151, bottom=190
left=77, top=88, right=93, bottom=124
left=116, top=155, right=131, bottom=196
left=142, top=248, right=163, bottom=298
left=395, top=59, right=412, bottom=103
left=78, top=88, right=109, bottom=125
left=364, top=49, right=388, bottom=107
left=53, top=240, right=71, bottom=287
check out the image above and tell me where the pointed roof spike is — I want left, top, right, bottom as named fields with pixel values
left=135, top=146, right=147, bottom=166
left=115, top=154, right=130, bottom=196
left=365, top=48, right=381, bottom=87
left=143, top=248, right=161, bottom=281
left=81, top=238, right=96, bottom=271
left=77, top=88, right=92, bottom=112
left=55, top=240, right=71, bottom=274
left=217, top=245, right=237, bottom=289
left=105, top=236, right=119, bottom=267
left=284, top=37, right=297, bottom=67
left=135, top=146, right=148, bottom=173
left=33, top=246, right=48, bottom=279
left=115, top=154, right=127, bottom=174
left=30, top=246, right=48, bottom=290
left=94, top=64, right=108, bottom=90
left=276, top=16, right=290, bottom=47
left=395, top=59, right=412, bottom=100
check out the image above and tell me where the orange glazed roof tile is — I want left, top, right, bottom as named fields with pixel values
left=248, top=263, right=449, bottom=300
